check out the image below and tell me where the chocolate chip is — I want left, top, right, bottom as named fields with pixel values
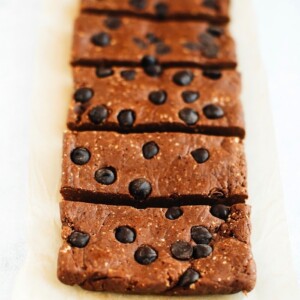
left=165, top=207, right=183, bottom=220
left=203, top=70, right=222, bottom=80
left=193, top=244, right=212, bottom=259
left=203, top=0, right=219, bottom=10
left=129, top=0, right=147, bottom=10
left=149, top=90, right=167, bottom=105
left=182, top=91, right=200, bottom=103
left=120, top=70, right=136, bottom=81
left=199, top=33, right=219, bottom=58
left=171, top=241, right=193, bottom=260
left=183, top=42, right=202, bottom=51
left=179, top=108, right=199, bottom=125
left=96, top=66, right=114, bottom=78
left=141, top=55, right=158, bottom=68
left=88, top=106, right=108, bottom=124
left=132, top=37, right=148, bottom=49
left=135, top=245, right=157, bottom=265
left=74, top=88, right=93, bottom=103
left=203, top=104, right=224, bottom=119
left=73, top=103, right=85, bottom=115
left=129, top=179, right=152, bottom=200
left=155, top=2, right=169, bottom=19
left=115, top=226, right=136, bottom=243
left=117, top=109, right=136, bottom=127
left=207, top=26, right=224, bottom=37
left=156, top=43, right=171, bottom=55
left=142, top=141, right=159, bottom=159
left=145, top=32, right=162, bottom=44
left=173, top=71, right=194, bottom=86
left=178, top=268, right=200, bottom=287
left=68, top=231, right=90, bottom=248
left=191, top=148, right=210, bottom=164
left=104, top=17, right=122, bottom=30
left=95, top=167, right=116, bottom=185
left=141, top=56, right=163, bottom=76
left=144, top=64, right=163, bottom=77
left=91, top=32, right=111, bottom=47
left=71, top=148, right=91, bottom=165
left=210, top=204, right=230, bottom=220
left=191, top=226, right=212, bottom=244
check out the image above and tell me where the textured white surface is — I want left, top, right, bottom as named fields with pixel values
left=0, top=0, right=299, bottom=299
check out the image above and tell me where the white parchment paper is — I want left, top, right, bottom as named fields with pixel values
left=13, top=0, right=300, bottom=299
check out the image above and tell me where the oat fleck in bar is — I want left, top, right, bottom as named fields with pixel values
left=81, top=0, right=230, bottom=23
left=58, top=202, right=256, bottom=294
left=69, top=67, right=245, bottom=137
left=72, top=14, right=236, bottom=68
left=60, top=131, right=247, bottom=206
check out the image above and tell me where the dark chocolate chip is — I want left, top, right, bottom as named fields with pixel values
left=209, top=188, right=225, bottom=199
left=171, top=241, right=193, bottom=260
left=141, top=56, right=163, bottom=76
left=74, top=88, right=93, bottom=103
left=165, top=207, right=183, bottom=220
left=88, top=106, right=108, bottom=125
left=155, top=43, right=171, bottom=55
left=129, top=179, right=152, bottom=200
left=155, top=2, right=169, bottom=19
left=115, top=226, right=136, bottom=243
left=183, top=42, right=202, bottom=51
left=95, top=167, right=116, bottom=185
left=191, top=226, right=212, bottom=244
left=203, top=70, right=222, bottom=80
left=203, top=0, right=219, bottom=10
left=199, top=33, right=219, bottom=58
left=68, top=231, right=90, bottom=248
left=178, top=268, right=200, bottom=287
left=193, top=244, right=212, bottom=259
left=182, top=91, right=200, bottom=103
left=173, top=71, right=194, bottom=86
left=96, top=66, right=114, bottom=78
left=129, top=0, right=147, bottom=10
left=179, top=108, right=199, bottom=125
left=142, top=141, right=159, bottom=159
left=132, top=37, right=148, bottom=49
left=71, top=148, right=91, bottom=165
left=73, top=103, right=85, bottom=115
left=145, top=32, right=162, bottom=44
left=134, top=245, right=157, bottom=265
left=191, top=148, right=210, bottom=164
left=144, top=64, right=163, bottom=77
left=141, top=55, right=158, bottom=68
left=148, top=90, right=167, bottom=105
left=104, top=17, right=122, bottom=30
left=207, top=26, right=224, bottom=37
left=120, top=70, right=136, bottom=81
left=210, top=204, right=230, bottom=220
left=203, top=104, right=224, bottom=119
left=91, top=32, right=111, bottom=47
left=117, top=109, right=136, bottom=127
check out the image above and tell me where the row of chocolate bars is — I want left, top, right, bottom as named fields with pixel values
left=57, top=0, right=256, bottom=296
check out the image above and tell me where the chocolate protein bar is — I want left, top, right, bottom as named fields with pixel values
left=61, top=131, right=247, bottom=206
left=81, top=0, right=230, bottom=23
left=69, top=67, right=245, bottom=137
left=72, top=14, right=236, bottom=68
left=58, top=201, right=256, bottom=294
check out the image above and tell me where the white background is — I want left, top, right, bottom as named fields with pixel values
left=0, top=0, right=299, bottom=299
